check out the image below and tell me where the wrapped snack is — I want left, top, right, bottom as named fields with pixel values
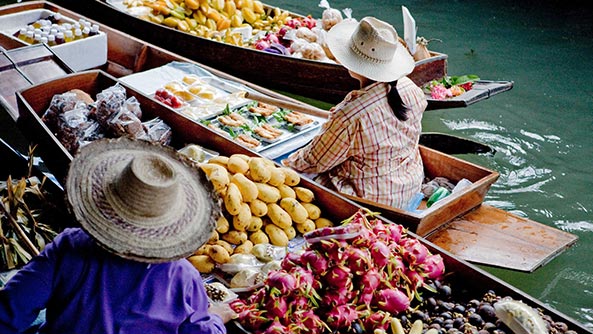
left=295, top=27, right=317, bottom=43
left=55, top=106, right=94, bottom=154
left=123, top=95, right=142, bottom=119
left=319, top=0, right=342, bottom=31
left=42, top=92, right=83, bottom=132
left=107, top=106, right=145, bottom=138
left=92, top=84, right=128, bottom=127
left=301, top=42, right=327, bottom=61
left=141, top=117, right=172, bottom=145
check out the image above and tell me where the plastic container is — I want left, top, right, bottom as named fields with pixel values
left=452, top=178, right=473, bottom=194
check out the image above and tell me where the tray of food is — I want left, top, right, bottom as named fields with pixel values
left=201, top=101, right=321, bottom=152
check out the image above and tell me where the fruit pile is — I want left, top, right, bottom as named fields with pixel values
left=423, top=75, right=480, bottom=100
left=230, top=210, right=446, bottom=333
left=186, top=153, right=333, bottom=274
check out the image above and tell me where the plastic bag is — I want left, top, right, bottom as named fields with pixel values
left=141, top=117, right=172, bottom=145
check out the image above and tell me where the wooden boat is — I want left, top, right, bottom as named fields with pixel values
left=48, top=0, right=512, bottom=108
left=0, top=0, right=316, bottom=121
left=14, top=69, right=590, bottom=333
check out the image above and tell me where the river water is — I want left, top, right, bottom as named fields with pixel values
left=267, top=0, right=593, bottom=329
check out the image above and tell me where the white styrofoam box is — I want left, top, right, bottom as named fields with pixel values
left=0, top=9, right=107, bottom=71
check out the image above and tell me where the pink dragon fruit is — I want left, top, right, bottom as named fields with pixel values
left=357, top=290, right=374, bottom=306
left=400, top=238, right=429, bottom=265
left=281, top=252, right=303, bottom=271
left=343, top=247, right=372, bottom=276
left=267, top=270, right=297, bottom=294
left=247, top=287, right=267, bottom=306
left=351, top=224, right=373, bottom=248
left=359, top=268, right=382, bottom=293
left=363, top=310, right=391, bottom=332
left=324, top=265, right=352, bottom=288
left=373, top=288, right=410, bottom=315
left=229, top=299, right=249, bottom=313
left=326, top=304, right=359, bottom=330
left=290, top=295, right=311, bottom=312
left=422, top=254, right=445, bottom=280
left=264, top=318, right=290, bottom=334
left=404, top=267, right=425, bottom=291
left=237, top=308, right=270, bottom=331
left=370, top=239, right=392, bottom=269
left=264, top=296, right=289, bottom=321
left=385, top=223, right=404, bottom=244
left=316, top=239, right=348, bottom=264
left=300, top=249, right=329, bottom=274
left=372, top=220, right=388, bottom=236
left=297, top=309, right=328, bottom=334
left=322, top=284, right=354, bottom=307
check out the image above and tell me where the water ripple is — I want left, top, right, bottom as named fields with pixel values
left=555, top=220, right=593, bottom=233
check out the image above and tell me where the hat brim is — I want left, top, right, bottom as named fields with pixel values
left=327, top=19, right=415, bottom=83
left=66, top=138, right=219, bottom=263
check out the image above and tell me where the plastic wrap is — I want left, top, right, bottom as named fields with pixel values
left=141, top=117, right=172, bottom=145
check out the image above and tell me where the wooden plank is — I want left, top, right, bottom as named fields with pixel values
left=425, top=204, right=578, bottom=272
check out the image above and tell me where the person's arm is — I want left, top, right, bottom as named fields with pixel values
left=180, top=271, right=229, bottom=334
left=0, top=231, right=65, bottom=333
left=284, top=112, right=358, bottom=174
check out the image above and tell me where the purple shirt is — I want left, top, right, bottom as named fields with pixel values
left=0, top=228, right=226, bottom=334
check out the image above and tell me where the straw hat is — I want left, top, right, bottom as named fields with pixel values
left=326, top=17, right=414, bottom=83
left=65, top=137, right=220, bottom=263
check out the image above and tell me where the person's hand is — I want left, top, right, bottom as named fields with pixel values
left=209, top=302, right=237, bottom=323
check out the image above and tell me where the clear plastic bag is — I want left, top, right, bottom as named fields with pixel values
left=304, top=223, right=362, bottom=244
left=141, top=118, right=172, bottom=145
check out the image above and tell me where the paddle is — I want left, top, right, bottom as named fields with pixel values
left=419, top=132, right=495, bottom=155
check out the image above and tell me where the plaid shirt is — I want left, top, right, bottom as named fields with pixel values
left=284, top=77, right=427, bottom=209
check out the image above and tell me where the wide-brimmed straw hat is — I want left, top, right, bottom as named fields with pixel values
left=326, top=17, right=414, bottom=83
left=65, top=137, right=220, bottom=263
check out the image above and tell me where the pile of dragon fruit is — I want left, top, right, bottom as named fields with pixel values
left=230, top=210, right=446, bottom=334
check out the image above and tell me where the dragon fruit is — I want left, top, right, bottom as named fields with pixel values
left=237, top=308, right=270, bottom=331
left=423, top=254, right=445, bottom=280
left=298, top=309, right=327, bottom=334
left=326, top=304, right=359, bottom=330
left=290, top=295, right=311, bottom=312
left=300, top=249, right=329, bottom=274
left=363, top=310, right=391, bottom=332
left=385, top=223, right=404, bottom=244
left=322, top=284, right=354, bottom=307
left=370, top=239, right=392, bottom=268
left=247, top=287, right=267, bottom=306
left=315, top=239, right=348, bottom=263
left=281, top=252, right=303, bottom=271
left=374, top=288, right=410, bottom=315
left=403, top=267, right=425, bottom=291
left=324, top=265, right=352, bottom=288
left=359, top=268, right=382, bottom=293
left=400, top=238, right=429, bottom=265
left=343, top=247, right=371, bottom=276
left=264, top=296, right=289, bottom=320
left=267, top=270, right=297, bottom=294
left=264, top=318, right=290, bottom=334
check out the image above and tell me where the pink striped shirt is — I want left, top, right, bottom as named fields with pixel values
left=284, top=77, right=427, bottom=209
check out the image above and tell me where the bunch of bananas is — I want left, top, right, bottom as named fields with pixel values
left=124, top=0, right=294, bottom=45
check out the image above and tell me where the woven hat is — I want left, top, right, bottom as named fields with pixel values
left=327, top=17, right=414, bottom=82
left=65, top=137, right=220, bottom=263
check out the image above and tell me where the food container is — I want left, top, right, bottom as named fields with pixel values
left=0, top=8, right=107, bottom=71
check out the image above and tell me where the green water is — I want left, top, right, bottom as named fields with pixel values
left=267, top=0, right=593, bottom=329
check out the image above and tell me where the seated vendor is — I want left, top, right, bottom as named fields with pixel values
left=283, top=17, right=428, bottom=209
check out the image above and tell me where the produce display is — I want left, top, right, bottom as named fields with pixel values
left=154, top=75, right=251, bottom=119
left=423, top=75, right=480, bottom=100
left=41, top=84, right=172, bottom=154
left=227, top=210, right=578, bottom=334
left=200, top=101, right=319, bottom=152
left=118, top=0, right=350, bottom=62
left=185, top=153, right=335, bottom=282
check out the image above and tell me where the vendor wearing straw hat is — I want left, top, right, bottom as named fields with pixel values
left=284, top=17, right=428, bottom=210
left=0, top=137, right=235, bottom=334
